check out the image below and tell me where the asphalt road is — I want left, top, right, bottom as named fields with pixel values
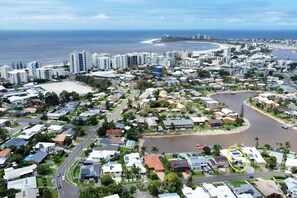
left=190, top=171, right=287, bottom=183
left=56, top=89, right=139, bottom=198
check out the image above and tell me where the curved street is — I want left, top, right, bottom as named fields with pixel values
left=56, top=90, right=139, bottom=198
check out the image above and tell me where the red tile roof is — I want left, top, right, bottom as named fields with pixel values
left=0, top=148, right=11, bottom=158
left=144, top=155, right=164, bottom=171
left=106, top=129, right=122, bottom=135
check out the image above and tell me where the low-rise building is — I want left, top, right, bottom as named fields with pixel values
left=144, top=155, right=164, bottom=172
left=0, top=148, right=11, bottom=158
left=87, top=150, right=120, bottom=163
left=3, top=138, right=28, bottom=148
left=241, top=147, right=266, bottom=165
left=208, top=156, right=229, bottom=169
left=233, top=183, right=262, bottom=198
left=34, top=142, right=55, bottom=153
left=7, top=176, right=37, bottom=191
left=80, top=162, right=100, bottom=180
left=284, top=177, right=297, bottom=198
left=106, top=129, right=122, bottom=136
left=48, top=125, right=64, bottom=133
left=187, top=156, right=209, bottom=170
left=206, top=119, right=224, bottom=128
left=102, top=163, right=122, bottom=177
left=182, top=185, right=209, bottom=198
left=253, top=179, right=284, bottom=198
left=158, top=193, right=180, bottom=198
left=163, top=119, right=193, bottom=129
left=203, top=182, right=236, bottom=198
left=4, top=164, right=37, bottom=181
left=18, top=124, right=46, bottom=140
left=124, top=153, right=146, bottom=174
left=25, top=151, right=48, bottom=165
left=169, top=158, right=190, bottom=172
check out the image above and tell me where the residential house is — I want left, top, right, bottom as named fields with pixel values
left=15, top=188, right=39, bottom=198
left=220, top=148, right=250, bottom=166
left=62, top=128, right=76, bottom=138
left=7, top=176, right=37, bottom=191
left=241, top=147, right=266, bottom=165
left=285, top=158, right=297, bottom=170
left=284, top=177, right=297, bottom=198
left=86, top=150, right=120, bottom=163
left=206, top=119, right=224, bottom=128
left=190, top=117, right=206, bottom=126
left=106, top=129, right=122, bottom=136
left=146, top=117, right=158, bottom=130
left=124, top=153, right=146, bottom=174
left=187, top=156, right=209, bottom=171
left=25, top=151, right=48, bottom=164
left=253, top=179, right=284, bottom=198
left=48, top=125, right=64, bottom=134
left=52, top=134, right=66, bottom=145
left=0, top=119, right=9, bottom=128
left=208, top=156, right=229, bottom=169
left=144, top=155, right=164, bottom=172
left=169, top=158, right=190, bottom=172
left=233, top=183, right=262, bottom=198
left=103, top=195, right=120, bottom=198
left=163, top=119, right=193, bottom=129
left=158, top=193, right=180, bottom=198
left=102, top=163, right=122, bottom=178
left=0, top=158, right=7, bottom=168
left=202, top=182, right=236, bottom=198
left=182, top=185, right=210, bottom=198
left=4, top=164, right=37, bottom=181
left=34, top=142, right=55, bottom=153
left=18, top=124, right=46, bottom=140
left=80, top=162, right=100, bottom=181
left=3, top=138, right=28, bottom=148
left=0, top=148, right=11, bottom=158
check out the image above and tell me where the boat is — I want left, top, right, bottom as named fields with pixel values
left=197, top=144, right=206, bottom=149
left=230, top=92, right=236, bottom=95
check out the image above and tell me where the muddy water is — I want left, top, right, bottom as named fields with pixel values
left=143, top=92, right=297, bottom=153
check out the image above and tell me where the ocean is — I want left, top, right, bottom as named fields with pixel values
left=0, top=30, right=297, bottom=65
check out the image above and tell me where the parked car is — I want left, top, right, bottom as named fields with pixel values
left=282, top=125, right=289, bottom=129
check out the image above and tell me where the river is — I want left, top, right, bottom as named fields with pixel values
left=142, top=92, right=297, bottom=153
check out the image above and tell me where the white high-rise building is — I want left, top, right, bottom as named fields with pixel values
left=97, top=57, right=111, bottom=70
left=111, top=55, right=127, bottom=69
left=27, top=61, right=41, bottom=77
left=0, top=65, right=12, bottom=81
left=223, top=48, right=231, bottom=58
left=36, top=68, right=52, bottom=80
left=8, top=70, right=28, bottom=84
left=69, top=51, right=91, bottom=74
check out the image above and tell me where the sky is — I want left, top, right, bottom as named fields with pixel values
left=1, top=0, right=297, bottom=30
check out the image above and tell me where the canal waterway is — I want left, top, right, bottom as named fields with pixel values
left=143, top=92, right=297, bottom=153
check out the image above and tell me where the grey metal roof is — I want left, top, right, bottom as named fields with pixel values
left=4, top=138, right=28, bottom=148
left=27, top=151, right=48, bottom=164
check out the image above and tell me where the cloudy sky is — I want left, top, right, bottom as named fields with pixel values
left=1, top=0, right=297, bottom=30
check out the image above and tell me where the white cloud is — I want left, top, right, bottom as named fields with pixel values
left=86, top=14, right=110, bottom=20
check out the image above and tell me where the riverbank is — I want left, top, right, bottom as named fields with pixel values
left=244, top=99, right=297, bottom=131
left=207, top=90, right=258, bottom=97
left=142, top=118, right=250, bottom=139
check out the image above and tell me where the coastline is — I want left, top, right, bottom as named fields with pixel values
left=243, top=99, right=297, bottom=131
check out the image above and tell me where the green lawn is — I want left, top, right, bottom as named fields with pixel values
left=192, top=171, right=205, bottom=177
left=37, top=177, right=53, bottom=187
left=228, top=180, right=247, bottom=187
left=50, top=189, right=59, bottom=198
left=37, top=178, right=43, bottom=187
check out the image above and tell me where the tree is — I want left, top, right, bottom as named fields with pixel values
left=291, top=166, right=297, bottom=173
left=44, top=92, right=59, bottom=106
left=40, top=187, right=52, bottom=198
left=203, top=146, right=211, bottom=155
left=285, top=141, right=291, bottom=150
left=266, top=156, right=277, bottom=170
left=6, top=188, right=20, bottom=198
left=148, top=180, right=161, bottom=196
left=151, top=145, right=159, bottom=154
left=64, top=136, right=72, bottom=146
left=186, top=175, right=194, bottom=188
left=164, top=172, right=182, bottom=193
left=134, top=144, right=139, bottom=152
left=89, top=115, right=98, bottom=126
left=170, top=123, right=176, bottom=130
left=130, top=186, right=137, bottom=194
left=255, top=137, right=259, bottom=148
left=101, top=175, right=115, bottom=186
left=212, top=144, right=222, bottom=156
left=140, top=146, right=146, bottom=155
left=37, top=164, right=51, bottom=175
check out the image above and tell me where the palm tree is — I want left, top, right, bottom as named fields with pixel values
left=151, top=145, right=159, bottom=154
left=140, top=146, right=146, bottom=155
left=131, top=164, right=141, bottom=178
left=285, top=141, right=291, bottom=150
left=255, top=137, right=259, bottom=148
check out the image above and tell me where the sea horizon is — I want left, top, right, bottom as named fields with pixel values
left=1, top=29, right=297, bottom=65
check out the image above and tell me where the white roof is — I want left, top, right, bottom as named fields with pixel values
left=220, top=149, right=250, bottom=164
left=241, top=147, right=266, bottom=164
left=0, top=119, right=8, bottom=125
left=237, top=194, right=254, bottom=198
left=190, top=117, right=206, bottom=123
left=102, top=163, right=122, bottom=173
left=18, top=124, right=46, bottom=140
left=284, top=177, right=297, bottom=195
left=221, top=108, right=233, bottom=115
left=15, top=188, right=39, bottom=198
left=124, top=153, right=146, bottom=173
left=34, top=142, right=55, bottom=150
left=182, top=185, right=209, bottom=198
left=48, top=125, right=63, bottom=131
left=103, top=195, right=120, bottom=198
left=4, top=164, right=37, bottom=180
left=7, top=176, right=37, bottom=190
left=87, top=150, right=118, bottom=163
left=203, top=183, right=236, bottom=198
left=286, top=158, right=297, bottom=168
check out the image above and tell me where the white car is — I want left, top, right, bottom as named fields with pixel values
left=62, top=176, right=65, bottom=181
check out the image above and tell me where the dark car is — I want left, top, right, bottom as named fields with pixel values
left=248, top=175, right=254, bottom=178
left=57, top=184, right=61, bottom=189
left=57, top=173, right=61, bottom=177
